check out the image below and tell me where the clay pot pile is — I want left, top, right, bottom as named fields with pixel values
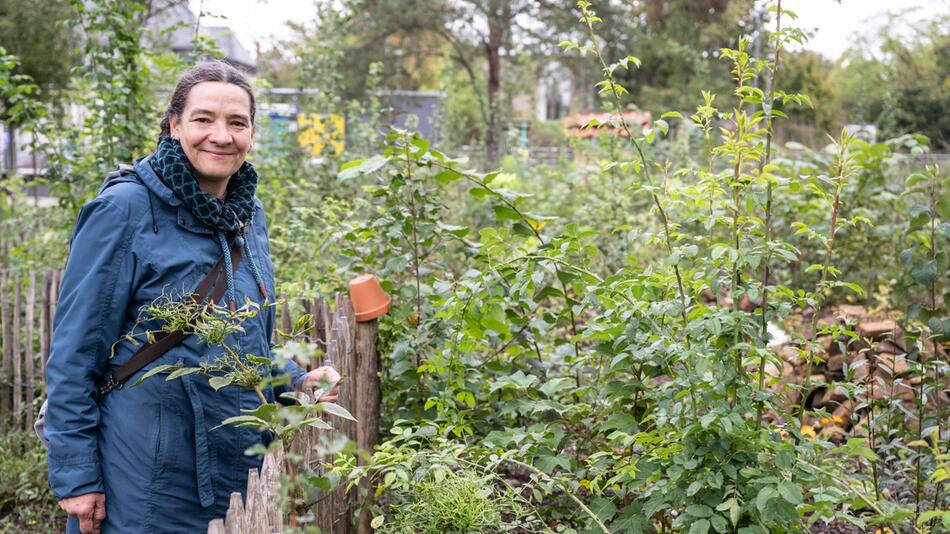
left=768, top=305, right=950, bottom=441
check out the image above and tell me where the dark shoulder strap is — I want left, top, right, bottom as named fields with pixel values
left=99, top=242, right=244, bottom=397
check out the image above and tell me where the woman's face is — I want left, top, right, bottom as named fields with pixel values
left=169, top=81, right=254, bottom=185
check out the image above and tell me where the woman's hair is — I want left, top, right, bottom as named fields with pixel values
left=158, top=60, right=256, bottom=145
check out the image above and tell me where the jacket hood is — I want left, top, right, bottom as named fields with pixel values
left=134, top=155, right=182, bottom=208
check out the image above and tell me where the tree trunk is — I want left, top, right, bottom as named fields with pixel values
left=483, top=1, right=509, bottom=167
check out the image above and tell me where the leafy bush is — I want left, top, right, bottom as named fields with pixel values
left=331, top=2, right=948, bottom=532
left=0, top=429, right=63, bottom=533
left=376, top=469, right=505, bottom=534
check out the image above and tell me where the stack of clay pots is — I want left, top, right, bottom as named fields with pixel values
left=767, top=305, right=949, bottom=441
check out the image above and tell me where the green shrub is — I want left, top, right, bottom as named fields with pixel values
left=0, top=429, right=64, bottom=533
left=378, top=469, right=507, bottom=534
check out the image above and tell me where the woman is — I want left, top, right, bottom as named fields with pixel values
left=44, top=61, right=338, bottom=533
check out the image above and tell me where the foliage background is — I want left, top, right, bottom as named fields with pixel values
left=0, top=0, right=947, bottom=532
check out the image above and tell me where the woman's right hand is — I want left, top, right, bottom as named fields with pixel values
left=60, top=492, right=106, bottom=534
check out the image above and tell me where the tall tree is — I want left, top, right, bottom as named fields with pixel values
left=0, top=0, right=78, bottom=99
left=282, top=0, right=755, bottom=163
left=0, top=0, right=78, bottom=174
left=609, top=0, right=756, bottom=112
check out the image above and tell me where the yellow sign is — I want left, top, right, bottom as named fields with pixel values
left=297, top=113, right=345, bottom=156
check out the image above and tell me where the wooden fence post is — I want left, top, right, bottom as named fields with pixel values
left=26, top=273, right=35, bottom=430
left=280, top=295, right=292, bottom=335
left=1, top=271, right=9, bottom=424
left=224, top=492, right=245, bottom=534
left=39, top=270, right=51, bottom=381
left=12, top=278, right=21, bottom=428
left=245, top=468, right=266, bottom=533
left=261, top=448, right=283, bottom=532
left=355, top=318, right=380, bottom=534
left=206, top=519, right=226, bottom=534
left=49, top=269, right=59, bottom=340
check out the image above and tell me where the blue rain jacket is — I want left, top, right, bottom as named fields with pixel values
left=45, top=156, right=306, bottom=533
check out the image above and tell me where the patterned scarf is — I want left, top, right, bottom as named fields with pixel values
left=149, top=135, right=258, bottom=231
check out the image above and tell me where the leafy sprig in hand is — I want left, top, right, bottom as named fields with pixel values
left=126, top=294, right=354, bottom=450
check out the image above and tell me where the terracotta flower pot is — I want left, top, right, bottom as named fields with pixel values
left=348, top=274, right=391, bottom=322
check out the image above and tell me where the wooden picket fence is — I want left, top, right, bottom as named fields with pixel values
left=0, top=269, right=61, bottom=431
left=208, top=293, right=381, bottom=534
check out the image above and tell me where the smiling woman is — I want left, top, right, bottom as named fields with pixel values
left=44, top=60, right=340, bottom=534
left=170, top=82, right=255, bottom=198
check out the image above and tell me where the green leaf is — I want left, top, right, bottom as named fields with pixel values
left=509, top=370, right=538, bottom=389
left=715, top=498, right=735, bottom=512
left=755, top=486, right=776, bottom=514
left=539, top=377, right=575, bottom=397
left=410, top=137, right=430, bottom=155
left=687, top=481, right=704, bottom=496
left=320, top=402, right=357, bottom=421
left=480, top=305, right=509, bottom=334
left=280, top=391, right=313, bottom=405
left=166, top=367, right=200, bottom=380
left=246, top=354, right=272, bottom=365
left=777, top=480, right=803, bottom=505
left=686, top=504, right=713, bottom=518
left=918, top=510, right=950, bottom=526
left=512, top=222, right=536, bottom=237
left=535, top=454, right=570, bottom=473
left=338, top=155, right=390, bottom=180
left=929, top=316, right=950, bottom=341
left=710, top=514, right=729, bottom=533
left=590, top=497, right=618, bottom=521
left=299, top=417, right=332, bottom=430
left=245, top=402, right=278, bottom=421
left=209, top=376, right=233, bottom=391
left=689, top=519, right=710, bottom=534
left=292, top=314, right=312, bottom=334
left=469, top=187, right=491, bottom=200
left=132, top=364, right=177, bottom=386
left=371, top=516, right=385, bottom=529
left=434, top=169, right=462, bottom=184
left=217, top=415, right=268, bottom=429
left=535, top=286, right=564, bottom=301
left=900, top=245, right=918, bottom=266
left=493, top=205, right=522, bottom=221
left=911, top=259, right=937, bottom=286
left=841, top=282, right=866, bottom=297
left=455, top=390, right=475, bottom=407
left=437, top=222, right=470, bottom=237
left=905, top=173, right=929, bottom=188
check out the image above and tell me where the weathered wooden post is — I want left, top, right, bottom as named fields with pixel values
left=12, top=278, right=21, bottom=428
left=245, top=468, right=266, bottom=533
left=1, top=271, right=9, bottom=424
left=25, top=273, right=35, bottom=430
left=280, top=295, right=292, bottom=335
left=39, top=270, right=51, bottom=381
left=354, top=317, right=380, bottom=534
left=206, top=519, right=226, bottom=534
left=224, top=491, right=246, bottom=534
left=348, top=275, right=388, bottom=534
left=261, top=447, right=283, bottom=532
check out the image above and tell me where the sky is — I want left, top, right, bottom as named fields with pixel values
left=189, top=0, right=949, bottom=60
